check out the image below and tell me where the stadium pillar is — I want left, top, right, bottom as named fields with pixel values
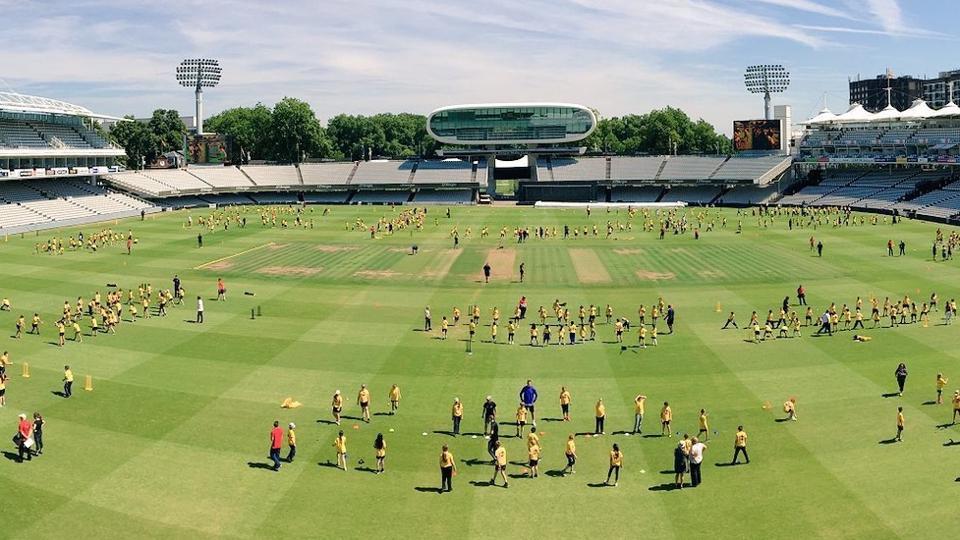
left=196, top=86, right=204, bottom=135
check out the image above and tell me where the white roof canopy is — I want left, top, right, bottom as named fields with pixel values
left=900, top=99, right=937, bottom=120
left=0, top=91, right=121, bottom=119
left=804, top=99, right=960, bottom=125
left=871, top=104, right=901, bottom=122
left=930, top=101, right=960, bottom=118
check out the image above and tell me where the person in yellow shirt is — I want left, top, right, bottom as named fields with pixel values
left=559, top=387, right=572, bottom=421
left=633, top=394, right=646, bottom=434
left=440, top=445, right=456, bottom=492
left=490, top=322, right=498, bottom=343
left=452, top=307, right=461, bottom=325
left=614, top=319, right=624, bottom=343
left=15, top=315, right=25, bottom=339
left=333, top=430, right=347, bottom=470
left=490, top=440, right=508, bottom=488
left=605, top=304, right=613, bottom=324
left=0, top=297, right=10, bottom=311
left=440, top=316, right=449, bottom=339
left=516, top=403, right=527, bottom=437
left=895, top=407, right=904, bottom=442
left=357, top=384, right=371, bottom=423
left=595, top=398, right=606, bottom=435
left=529, top=324, right=539, bottom=346
left=936, top=373, right=948, bottom=405
left=563, top=434, right=577, bottom=475
left=56, top=320, right=65, bottom=347
left=389, top=384, right=401, bottom=415
left=731, top=426, right=749, bottom=464
left=527, top=426, right=540, bottom=450
left=784, top=398, right=797, bottom=421
left=72, top=320, right=82, bottom=343
left=697, top=408, right=709, bottom=440
left=650, top=326, right=658, bottom=346
left=660, top=402, right=673, bottom=437
left=30, top=313, right=42, bottom=335
left=286, top=423, right=297, bottom=462
left=528, top=443, right=541, bottom=478
left=332, top=390, right=343, bottom=426
left=952, top=390, right=960, bottom=424
left=638, top=325, right=647, bottom=348
left=451, top=397, right=463, bottom=435
left=63, top=365, right=74, bottom=398
left=508, top=321, right=516, bottom=344
left=374, top=433, right=386, bottom=474
left=606, top=443, right=623, bottom=486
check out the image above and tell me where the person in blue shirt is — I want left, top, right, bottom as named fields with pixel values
left=520, top=380, right=538, bottom=425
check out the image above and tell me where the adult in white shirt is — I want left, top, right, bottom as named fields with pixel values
left=196, top=296, right=205, bottom=323
left=689, top=437, right=706, bottom=487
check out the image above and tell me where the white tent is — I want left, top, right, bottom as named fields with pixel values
left=804, top=107, right=838, bottom=125
left=834, top=103, right=875, bottom=123
left=900, top=99, right=937, bottom=120
left=871, top=104, right=902, bottom=122
left=930, top=101, right=960, bottom=118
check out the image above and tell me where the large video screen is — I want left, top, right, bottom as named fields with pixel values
left=185, top=133, right=230, bottom=164
left=733, top=119, right=781, bottom=151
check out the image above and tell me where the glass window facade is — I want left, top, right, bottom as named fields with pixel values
left=428, top=105, right=595, bottom=144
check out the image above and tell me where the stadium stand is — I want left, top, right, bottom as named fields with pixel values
left=350, top=161, right=415, bottom=185
left=657, top=156, right=725, bottom=181
left=660, top=186, right=722, bottom=204
left=413, top=160, right=480, bottom=184
left=352, top=190, right=412, bottom=204
left=0, top=178, right=155, bottom=232
left=608, top=157, right=666, bottom=181
left=241, top=165, right=301, bottom=187
left=714, top=185, right=779, bottom=206
left=0, top=120, right=49, bottom=148
left=610, top=186, right=664, bottom=203
left=541, top=157, right=607, bottom=182
left=186, top=166, right=254, bottom=189
left=299, top=162, right=357, bottom=185
left=302, top=191, right=351, bottom=204
left=412, top=189, right=475, bottom=204
left=711, top=155, right=792, bottom=183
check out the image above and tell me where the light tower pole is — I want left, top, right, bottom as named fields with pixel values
left=176, top=59, right=222, bottom=135
left=744, top=64, right=790, bottom=120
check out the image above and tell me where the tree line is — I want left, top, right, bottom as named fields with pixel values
left=109, top=99, right=731, bottom=168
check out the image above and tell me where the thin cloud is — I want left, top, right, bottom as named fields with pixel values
left=754, top=0, right=853, bottom=19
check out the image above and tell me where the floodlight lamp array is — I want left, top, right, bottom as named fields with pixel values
left=176, top=59, right=222, bottom=88
left=744, top=64, right=790, bottom=94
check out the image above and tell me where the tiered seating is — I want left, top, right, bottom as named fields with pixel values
left=0, top=203, right=49, bottom=229
left=778, top=185, right=840, bottom=205
left=246, top=192, right=299, bottom=205
left=155, top=196, right=212, bottom=209
left=609, top=157, right=665, bottom=181
left=835, top=128, right=881, bottom=146
left=880, top=128, right=915, bottom=145
left=855, top=169, right=918, bottom=187
left=413, top=160, right=478, bottom=184
left=917, top=194, right=960, bottom=220
left=911, top=128, right=960, bottom=145
left=20, top=199, right=91, bottom=220
left=657, top=156, right=725, bottom=181
left=0, top=181, right=45, bottom=202
left=139, top=169, right=211, bottom=191
left=103, top=172, right=173, bottom=197
left=711, top=155, right=790, bottom=182
left=543, top=157, right=607, bottom=181
left=715, top=185, right=778, bottom=205
left=241, top=165, right=300, bottom=187
left=350, top=161, right=415, bottom=185
left=299, top=162, right=356, bottom=185
left=895, top=190, right=960, bottom=213
left=853, top=188, right=911, bottom=210
left=610, top=186, right=663, bottom=202
left=0, top=120, right=46, bottom=148
left=412, top=189, right=474, bottom=204
left=201, top=194, right=255, bottom=206
left=186, top=166, right=253, bottom=189
left=660, top=186, right=721, bottom=204
left=31, top=123, right=91, bottom=148
left=811, top=186, right=882, bottom=207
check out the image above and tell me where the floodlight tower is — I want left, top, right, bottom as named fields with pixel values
left=744, top=64, right=790, bottom=120
left=176, top=58, right=222, bottom=135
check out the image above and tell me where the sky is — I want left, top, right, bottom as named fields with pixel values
left=1, top=0, right=957, bottom=134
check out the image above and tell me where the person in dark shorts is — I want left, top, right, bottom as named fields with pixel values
left=482, top=262, right=491, bottom=283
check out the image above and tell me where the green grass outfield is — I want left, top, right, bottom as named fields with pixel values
left=0, top=204, right=958, bottom=539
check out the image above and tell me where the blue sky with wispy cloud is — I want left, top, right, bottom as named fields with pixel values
left=1, top=0, right=956, bottom=133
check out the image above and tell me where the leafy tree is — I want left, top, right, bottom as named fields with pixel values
left=147, top=109, right=187, bottom=154
left=266, top=97, right=333, bottom=162
left=206, top=104, right=272, bottom=163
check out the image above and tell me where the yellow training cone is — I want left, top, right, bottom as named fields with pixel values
left=923, top=318, right=929, bottom=328
left=21, top=362, right=30, bottom=378
left=715, top=302, right=722, bottom=313
left=84, top=375, right=93, bottom=391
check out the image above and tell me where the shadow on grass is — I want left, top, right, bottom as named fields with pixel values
left=414, top=486, right=443, bottom=493
left=51, top=391, right=67, bottom=398
left=468, top=480, right=494, bottom=488
left=461, top=458, right=490, bottom=467
left=2, top=451, right=22, bottom=462
left=541, top=418, right=564, bottom=423
left=317, top=461, right=341, bottom=469
left=936, top=423, right=954, bottom=429
left=316, top=419, right=338, bottom=425
left=881, top=392, right=900, bottom=398
left=649, top=482, right=680, bottom=492
left=774, top=418, right=791, bottom=423
left=354, top=466, right=377, bottom=474
left=373, top=412, right=393, bottom=417
left=642, top=434, right=664, bottom=439
left=432, top=430, right=456, bottom=437
left=878, top=438, right=899, bottom=445
left=921, top=401, right=937, bottom=406
left=246, top=461, right=276, bottom=471
left=586, top=482, right=609, bottom=488
left=943, top=439, right=960, bottom=447
left=544, top=469, right=567, bottom=478
left=714, top=462, right=740, bottom=467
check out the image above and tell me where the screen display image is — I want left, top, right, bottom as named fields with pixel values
left=186, top=133, right=229, bottom=164
left=733, top=120, right=781, bottom=151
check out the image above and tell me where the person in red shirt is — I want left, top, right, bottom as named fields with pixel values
left=269, top=420, right=283, bottom=471
left=217, top=278, right=226, bottom=301
left=17, top=413, right=33, bottom=462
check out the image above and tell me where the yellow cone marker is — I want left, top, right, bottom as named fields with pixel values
left=21, top=362, right=30, bottom=378
left=84, top=374, right=93, bottom=391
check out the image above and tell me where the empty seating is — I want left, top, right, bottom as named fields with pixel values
left=299, top=163, right=356, bottom=185
left=660, top=186, right=721, bottom=204
left=610, top=186, right=663, bottom=202
left=242, top=165, right=301, bottom=187
left=711, top=156, right=791, bottom=182
left=186, top=166, right=254, bottom=189
left=352, top=190, right=411, bottom=203
left=302, top=191, right=350, bottom=204
left=412, top=189, right=474, bottom=204
left=0, top=120, right=46, bottom=148
left=350, top=161, right=415, bottom=185
left=657, top=156, right=725, bottom=181
left=413, top=160, right=478, bottom=184
left=138, top=169, right=211, bottom=191
left=715, top=185, right=778, bottom=205
left=543, top=158, right=607, bottom=182
left=609, top=157, right=665, bottom=181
